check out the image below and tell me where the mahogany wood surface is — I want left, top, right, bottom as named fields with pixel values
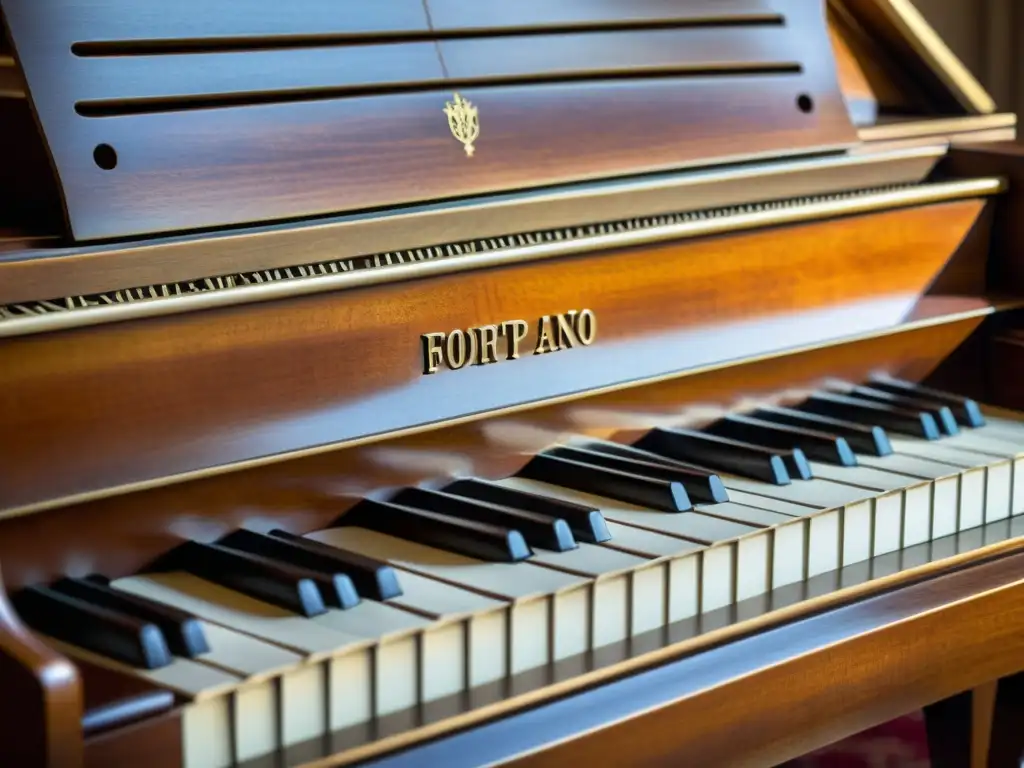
left=1, top=0, right=854, bottom=240
left=0, top=200, right=991, bottom=518
left=0, top=146, right=945, bottom=306
left=944, top=143, right=1024, bottom=295
left=0, top=569, right=82, bottom=768
left=83, top=709, right=182, bottom=768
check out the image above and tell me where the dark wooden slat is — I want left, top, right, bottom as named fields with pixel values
left=51, top=76, right=851, bottom=241
left=437, top=27, right=795, bottom=80
left=72, top=28, right=796, bottom=105
left=0, top=201, right=990, bottom=517
left=72, top=43, right=446, bottom=102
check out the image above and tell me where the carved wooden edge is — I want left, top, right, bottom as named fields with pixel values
left=0, top=564, right=83, bottom=768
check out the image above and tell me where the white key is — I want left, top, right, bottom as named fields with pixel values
left=384, top=569, right=508, bottom=694
left=113, top=574, right=369, bottom=733
left=526, top=539, right=650, bottom=649
left=499, top=477, right=770, bottom=611
left=808, top=463, right=929, bottom=555
left=889, top=436, right=1010, bottom=527
left=304, top=526, right=590, bottom=674
left=721, top=474, right=879, bottom=569
left=598, top=521, right=703, bottom=627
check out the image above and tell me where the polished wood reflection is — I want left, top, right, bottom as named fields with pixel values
left=0, top=199, right=990, bottom=516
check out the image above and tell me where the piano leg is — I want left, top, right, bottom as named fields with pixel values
left=986, top=672, right=1024, bottom=768
left=0, top=564, right=83, bottom=768
left=923, top=677, right=1024, bottom=768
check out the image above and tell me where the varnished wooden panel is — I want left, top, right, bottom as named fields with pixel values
left=43, top=77, right=852, bottom=241
left=0, top=573, right=82, bottom=768
left=1, top=0, right=431, bottom=43
left=425, top=0, right=785, bottom=29
left=0, top=201, right=989, bottom=517
left=944, top=143, right=1024, bottom=293
left=3, top=0, right=854, bottom=240
left=71, top=43, right=448, bottom=102
left=71, top=27, right=803, bottom=104
left=0, top=146, right=944, bottom=306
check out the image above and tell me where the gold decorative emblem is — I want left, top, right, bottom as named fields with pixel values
left=443, top=92, right=480, bottom=157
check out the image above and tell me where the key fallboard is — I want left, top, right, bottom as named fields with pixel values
left=1, top=0, right=856, bottom=241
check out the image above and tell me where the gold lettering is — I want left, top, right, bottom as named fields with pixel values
left=533, top=315, right=560, bottom=355
left=575, top=308, right=598, bottom=345
left=421, top=332, right=447, bottom=375
left=420, top=310, right=596, bottom=374
left=555, top=310, right=579, bottom=349
left=444, top=329, right=470, bottom=369
left=499, top=319, right=529, bottom=360
left=472, top=325, right=500, bottom=365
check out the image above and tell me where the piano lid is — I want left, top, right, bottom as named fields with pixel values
left=0, top=0, right=998, bottom=243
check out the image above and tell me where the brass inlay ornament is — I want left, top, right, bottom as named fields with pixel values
left=444, top=92, right=480, bottom=157
left=421, top=309, right=597, bottom=375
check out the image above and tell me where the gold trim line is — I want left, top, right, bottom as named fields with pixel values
left=0, top=177, right=1004, bottom=339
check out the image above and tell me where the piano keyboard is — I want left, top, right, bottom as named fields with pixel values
left=15, top=378, right=1024, bottom=768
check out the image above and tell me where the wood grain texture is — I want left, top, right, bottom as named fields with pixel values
left=357, top=549, right=1024, bottom=768
left=424, top=0, right=785, bottom=30
left=2, top=0, right=855, bottom=240
left=0, top=200, right=990, bottom=517
left=0, top=147, right=944, bottom=306
left=0, top=569, right=83, bottom=768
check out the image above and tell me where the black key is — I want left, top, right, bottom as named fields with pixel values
left=340, top=499, right=533, bottom=563
left=442, top=478, right=612, bottom=544
left=634, top=427, right=792, bottom=485
left=750, top=406, right=892, bottom=456
left=169, top=541, right=327, bottom=617
left=218, top=530, right=361, bottom=610
left=519, top=453, right=692, bottom=512
left=839, top=385, right=959, bottom=436
left=704, top=414, right=858, bottom=467
left=13, top=585, right=171, bottom=669
left=868, top=376, right=985, bottom=428
left=547, top=443, right=730, bottom=504
left=52, top=577, right=210, bottom=658
left=392, top=487, right=576, bottom=552
left=574, top=440, right=732, bottom=503
left=268, top=530, right=403, bottom=601
left=795, top=392, right=940, bottom=440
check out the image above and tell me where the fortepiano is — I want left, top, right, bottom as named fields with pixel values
left=2, top=1, right=1024, bottom=766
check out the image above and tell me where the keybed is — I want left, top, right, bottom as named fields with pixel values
left=14, top=378, right=1024, bottom=768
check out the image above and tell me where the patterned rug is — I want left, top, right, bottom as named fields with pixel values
left=782, top=711, right=931, bottom=768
